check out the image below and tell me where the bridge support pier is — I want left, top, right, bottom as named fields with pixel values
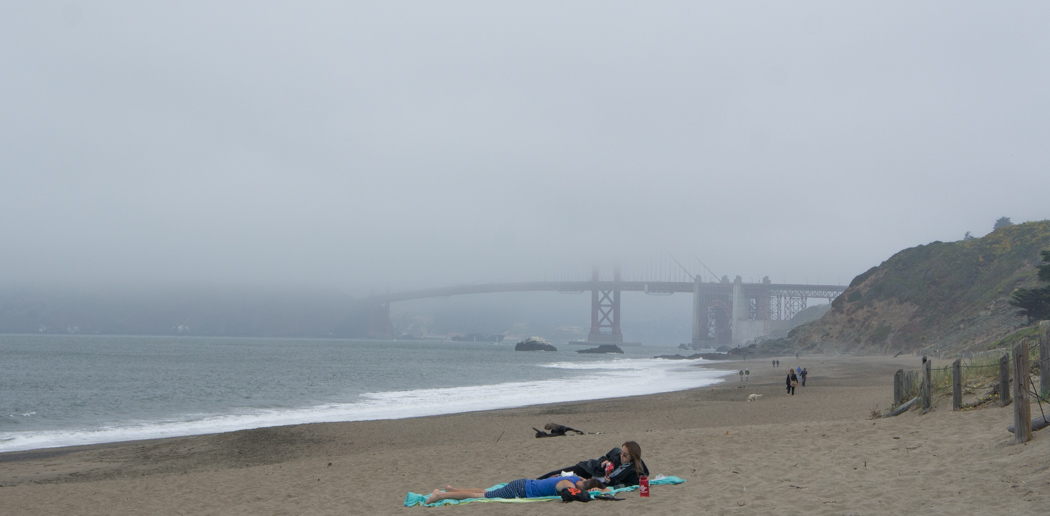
left=368, top=302, right=393, bottom=339
left=691, top=277, right=733, bottom=348
left=731, top=276, right=746, bottom=347
left=588, top=266, right=623, bottom=343
left=691, top=276, right=703, bottom=346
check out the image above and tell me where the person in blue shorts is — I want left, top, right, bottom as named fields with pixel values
left=425, top=475, right=602, bottom=504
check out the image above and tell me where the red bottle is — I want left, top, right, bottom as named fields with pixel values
left=605, top=462, right=614, bottom=476
left=639, top=475, right=649, bottom=497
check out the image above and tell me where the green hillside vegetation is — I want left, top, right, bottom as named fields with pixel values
left=1007, top=248, right=1050, bottom=324
left=779, top=220, right=1050, bottom=357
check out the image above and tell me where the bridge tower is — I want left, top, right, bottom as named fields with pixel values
left=730, top=276, right=747, bottom=346
left=691, top=276, right=703, bottom=345
left=588, top=265, right=623, bottom=343
left=691, top=277, right=733, bottom=348
left=367, top=302, right=394, bottom=339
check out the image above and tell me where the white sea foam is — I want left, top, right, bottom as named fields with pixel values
left=0, top=357, right=730, bottom=453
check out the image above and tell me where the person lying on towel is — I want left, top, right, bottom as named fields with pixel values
left=425, top=476, right=603, bottom=504
left=536, top=441, right=649, bottom=488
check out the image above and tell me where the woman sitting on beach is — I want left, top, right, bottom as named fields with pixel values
left=425, top=476, right=603, bottom=504
left=536, top=441, right=648, bottom=488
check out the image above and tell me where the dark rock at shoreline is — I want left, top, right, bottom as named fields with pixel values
left=515, top=336, right=557, bottom=351
left=576, top=344, right=624, bottom=354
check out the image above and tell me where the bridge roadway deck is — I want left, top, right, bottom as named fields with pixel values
left=368, top=281, right=846, bottom=304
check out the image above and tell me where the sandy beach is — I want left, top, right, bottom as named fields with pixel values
left=2, top=354, right=1047, bottom=515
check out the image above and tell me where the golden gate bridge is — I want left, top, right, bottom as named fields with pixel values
left=365, top=264, right=846, bottom=347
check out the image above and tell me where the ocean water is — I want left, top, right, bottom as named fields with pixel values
left=0, top=335, right=730, bottom=453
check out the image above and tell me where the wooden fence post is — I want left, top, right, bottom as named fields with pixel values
left=894, top=369, right=903, bottom=406
left=1039, top=320, right=1049, bottom=400
left=1012, top=339, right=1031, bottom=444
left=952, top=358, right=962, bottom=411
left=922, top=360, right=932, bottom=413
left=999, top=354, right=1011, bottom=407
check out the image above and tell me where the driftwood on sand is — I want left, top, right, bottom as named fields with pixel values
left=882, top=397, right=920, bottom=418
left=1006, top=415, right=1050, bottom=433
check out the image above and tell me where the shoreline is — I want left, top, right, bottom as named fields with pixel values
left=2, top=354, right=1048, bottom=514
left=0, top=353, right=731, bottom=454
left=0, top=355, right=742, bottom=457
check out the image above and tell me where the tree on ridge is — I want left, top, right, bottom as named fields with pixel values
left=1009, top=249, right=1050, bottom=324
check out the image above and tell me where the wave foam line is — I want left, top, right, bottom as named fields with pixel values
left=0, top=361, right=731, bottom=453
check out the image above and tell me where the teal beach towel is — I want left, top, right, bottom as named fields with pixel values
left=404, top=475, right=685, bottom=507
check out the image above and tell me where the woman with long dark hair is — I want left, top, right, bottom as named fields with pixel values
left=786, top=369, right=798, bottom=395
left=536, top=441, right=648, bottom=488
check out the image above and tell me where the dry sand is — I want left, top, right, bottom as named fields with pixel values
left=2, top=355, right=1048, bottom=515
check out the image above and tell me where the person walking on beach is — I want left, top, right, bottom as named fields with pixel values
left=744, top=368, right=750, bottom=381
left=425, top=476, right=602, bottom=504
left=786, top=369, right=798, bottom=395
left=739, top=369, right=744, bottom=381
left=801, top=367, right=808, bottom=386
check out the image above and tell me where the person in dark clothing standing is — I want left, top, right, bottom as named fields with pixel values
left=786, top=369, right=798, bottom=395
left=801, top=367, right=808, bottom=386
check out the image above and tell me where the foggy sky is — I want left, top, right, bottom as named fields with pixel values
left=3, top=2, right=1049, bottom=296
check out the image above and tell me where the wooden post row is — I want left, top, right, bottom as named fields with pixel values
left=1012, top=339, right=1031, bottom=444
left=1039, top=320, right=1049, bottom=400
left=952, top=358, right=962, bottom=411
left=894, top=369, right=903, bottom=406
left=1045, top=322, right=1050, bottom=461
left=999, top=354, right=1011, bottom=407
left=922, top=360, right=932, bottom=413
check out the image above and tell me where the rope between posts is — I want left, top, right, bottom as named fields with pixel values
left=1026, top=377, right=1049, bottom=420
left=919, top=363, right=1014, bottom=373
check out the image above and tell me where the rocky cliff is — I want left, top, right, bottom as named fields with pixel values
left=777, top=220, right=1050, bottom=357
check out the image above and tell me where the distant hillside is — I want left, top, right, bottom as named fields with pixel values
left=775, top=220, right=1050, bottom=356
left=0, top=286, right=370, bottom=338
left=749, top=303, right=831, bottom=344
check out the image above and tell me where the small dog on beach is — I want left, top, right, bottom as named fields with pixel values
left=747, top=394, right=763, bottom=402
